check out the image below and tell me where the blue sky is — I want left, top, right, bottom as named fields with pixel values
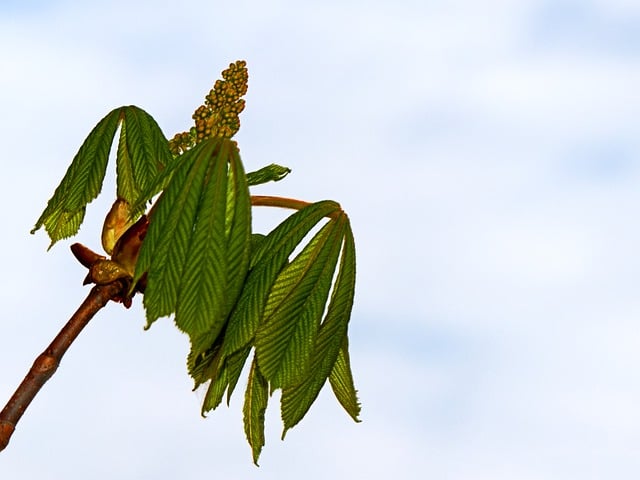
left=1, top=1, right=639, bottom=478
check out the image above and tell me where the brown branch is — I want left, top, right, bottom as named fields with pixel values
left=0, top=280, right=126, bottom=452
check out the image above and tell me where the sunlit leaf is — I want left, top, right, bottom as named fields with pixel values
left=254, top=215, right=346, bottom=389
left=32, top=105, right=172, bottom=249
left=246, top=164, right=291, bottom=186
left=31, top=107, right=122, bottom=247
left=135, top=138, right=251, bottom=341
left=220, top=201, right=342, bottom=359
left=280, top=216, right=356, bottom=436
left=329, top=335, right=361, bottom=422
left=134, top=141, right=210, bottom=321
left=243, top=356, right=268, bottom=465
left=116, top=106, right=173, bottom=206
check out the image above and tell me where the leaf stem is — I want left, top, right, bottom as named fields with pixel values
left=250, top=196, right=342, bottom=219
left=0, top=280, right=126, bottom=452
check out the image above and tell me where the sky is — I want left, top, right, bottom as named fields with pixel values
left=0, top=0, right=639, bottom=478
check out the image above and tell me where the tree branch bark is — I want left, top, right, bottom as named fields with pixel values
left=0, top=280, right=126, bottom=452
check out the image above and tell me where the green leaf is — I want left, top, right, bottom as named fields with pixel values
left=116, top=106, right=173, bottom=206
left=280, top=215, right=357, bottom=437
left=187, top=329, right=225, bottom=389
left=31, top=105, right=172, bottom=248
left=224, top=345, right=252, bottom=404
left=243, top=356, right=268, bottom=465
left=31, top=107, right=122, bottom=247
left=254, top=215, right=346, bottom=389
left=201, top=354, right=228, bottom=413
left=220, top=201, right=342, bottom=359
left=115, top=119, right=136, bottom=203
left=329, top=335, right=361, bottom=422
left=246, top=164, right=291, bottom=186
left=134, top=141, right=210, bottom=321
left=135, top=138, right=252, bottom=341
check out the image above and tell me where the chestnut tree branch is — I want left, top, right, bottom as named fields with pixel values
left=0, top=280, right=126, bottom=452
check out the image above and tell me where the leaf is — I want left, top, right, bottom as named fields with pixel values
left=135, top=137, right=252, bottom=341
left=254, top=215, right=346, bottom=389
left=115, top=119, right=136, bottom=204
left=243, top=355, right=268, bottom=465
left=246, top=164, right=291, bottom=186
left=329, top=335, right=361, bottom=422
left=31, top=107, right=122, bottom=247
left=201, top=351, right=228, bottom=413
left=224, top=346, right=252, bottom=404
left=190, top=341, right=252, bottom=413
left=280, top=216, right=357, bottom=437
left=120, top=106, right=173, bottom=202
left=32, top=105, right=172, bottom=249
left=220, top=201, right=342, bottom=360
left=176, top=141, right=251, bottom=336
left=134, top=141, right=209, bottom=321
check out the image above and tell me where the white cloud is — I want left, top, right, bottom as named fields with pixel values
left=1, top=1, right=639, bottom=479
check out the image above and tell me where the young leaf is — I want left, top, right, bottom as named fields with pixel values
left=176, top=141, right=251, bottom=336
left=31, top=107, right=122, bottom=247
left=220, top=201, right=342, bottom=359
left=246, top=164, right=291, bottom=186
left=135, top=137, right=251, bottom=341
left=201, top=351, right=228, bottom=413
left=243, top=356, right=268, bottom=465
left=254, top=215, right=346, bottom=389
left=32, top=105, right=172, bottom=249
left=134, top=141, right=210, bottom=321
left=116, top=106, right=173, bottom=206
left=280, top=216, right=356, bottom=437
left=329, top=336, right=361, bottom=422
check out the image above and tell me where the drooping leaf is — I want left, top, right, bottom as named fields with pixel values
left=31, top=107, right=122, bottom=247
left=254, top=215, right=346, bottom=389
left=32, top=105, right=173, bottom=249
left=220, top=201, right=342, bottom=360
left=280, top=216, right=356, bottom=437
left=191, top=340, right=252, bottom=411
left=201, top=348, right=228, bottom=413
left=176, top=141, right=251, bottom=336
left=115, top=119, right=136, bottom=205
left=188, top=329, right=225, bottom=389
left=224, top=345, right=252, bottom=404
left=134, top=141, right=209, bottom=320
left=135, top=137, right=252, bottom=341
left=120, top=106, right=173, bottom=203
left=243, top=356, right=268, bottom=465
left=329, top=335, right=361, bottom=423
left=116, top=106, right=174, bottom=218
left=246, top=164, right=291, bottom=186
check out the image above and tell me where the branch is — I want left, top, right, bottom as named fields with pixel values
left=0, top=280, right=126, bottom=452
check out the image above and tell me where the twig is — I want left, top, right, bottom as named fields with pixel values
left=0, top=280, right=126, bottom=452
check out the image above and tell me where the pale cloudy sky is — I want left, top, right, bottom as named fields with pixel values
left=1, top=1, right=639, bottom=479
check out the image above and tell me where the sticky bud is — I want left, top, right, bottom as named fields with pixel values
left=102, top=198, right=135, bottom=255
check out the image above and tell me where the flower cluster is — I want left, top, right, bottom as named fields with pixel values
left=169, top=60, right=248, bottom=155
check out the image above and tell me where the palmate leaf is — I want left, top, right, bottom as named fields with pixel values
left=220, top=201, right=343, bottom=360
left=280, top=216, right=357, bottom=437
left=254, top=214, right=346, bottom=389
left=188, top=233, right=266, bottom=390
left=195, top=203, right=341, bottom=409
left=134, top=137, right=252, bottom=342
left=116, top=106, right=173, bottom=206
left=329, top=335, right=361, bottom=423
left=31, top=107, right=121, bottom=247
left=32, top=105, right=172, bottom=248
left=243, top=355, right=268, bottom=465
